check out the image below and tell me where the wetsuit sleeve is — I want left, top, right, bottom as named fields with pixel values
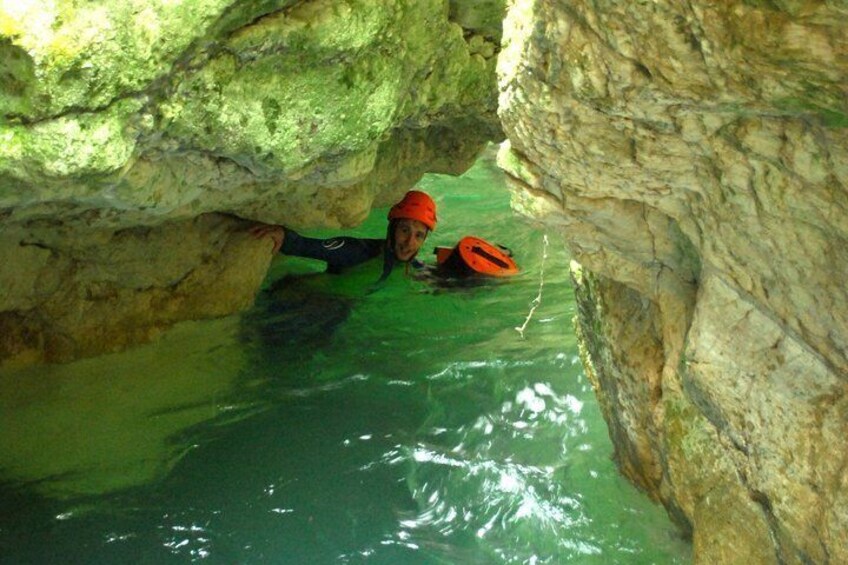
left=280, top=228, right=383, bottom=272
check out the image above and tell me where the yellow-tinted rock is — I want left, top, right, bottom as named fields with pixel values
left=501, top=1, right=847, bottom=562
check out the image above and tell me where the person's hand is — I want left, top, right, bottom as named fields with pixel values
left=249, top=223, right=285, bottom=254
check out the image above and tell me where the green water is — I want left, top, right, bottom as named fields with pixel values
left=0, top=151, right=691, bottom=564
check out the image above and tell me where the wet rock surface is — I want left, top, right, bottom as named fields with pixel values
left=498, top=1, right=847, bottom=562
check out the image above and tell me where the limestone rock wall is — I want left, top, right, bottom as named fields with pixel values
left=0, top=0, right=504, bottom=366
left=497, top=1, right=847, bottom=563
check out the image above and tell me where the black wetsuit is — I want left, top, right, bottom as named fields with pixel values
left=245, top=228, right=415, bottom=354
left=280, top=228, right=423, bottom=279
left=280, top=229, right=385, bottom=273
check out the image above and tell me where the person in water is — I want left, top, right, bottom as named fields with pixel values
left=249, top=189, right=437, bottom=281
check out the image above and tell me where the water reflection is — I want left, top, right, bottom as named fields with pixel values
left=0, top=317, right=252, bottom=499
left=160, top=522, right=213, bottom=560
left=372, top=376, right=612, bottom=562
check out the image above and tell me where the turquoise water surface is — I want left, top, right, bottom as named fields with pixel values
left=0, top=150, right=691, bottom=563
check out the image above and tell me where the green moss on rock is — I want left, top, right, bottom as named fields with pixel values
left=0, top=0, right=235, bottom=119
left=162, top=0, right=501, bottom=177
left=775, top=96, right=848, bottom=128
left=0, top=98, right=143, bottom=185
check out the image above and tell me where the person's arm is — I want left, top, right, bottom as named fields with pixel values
left=250, top=224, right=382, bottom=271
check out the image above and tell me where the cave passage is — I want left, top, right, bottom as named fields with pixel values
left=0, top=151, right=691, bottom=563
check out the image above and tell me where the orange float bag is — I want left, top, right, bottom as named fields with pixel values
left=433, top=236, right=520, bottom=277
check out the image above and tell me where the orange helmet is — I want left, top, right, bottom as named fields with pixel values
left=387, top=190, right=437, bottom=231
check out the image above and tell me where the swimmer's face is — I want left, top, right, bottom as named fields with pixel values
left=392, top=219, right=428, bottom=262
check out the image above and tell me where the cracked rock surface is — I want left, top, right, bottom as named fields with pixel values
left=498, top=1, right=847, bottom=563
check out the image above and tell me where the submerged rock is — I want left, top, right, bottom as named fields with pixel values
left=0, top=0, right=504, bottom=365
left=498, top=1, right=846, bottom=563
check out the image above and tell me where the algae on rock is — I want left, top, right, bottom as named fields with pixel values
left=0, top=0, right=505, bottom=366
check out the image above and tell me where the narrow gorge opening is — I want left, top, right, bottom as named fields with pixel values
left=2, top=1, right=845, bottom=563
left=0, top=151, right=692, bottom=563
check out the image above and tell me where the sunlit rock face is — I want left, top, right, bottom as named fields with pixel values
left=498, top=1, right=847, bottom=563
left=0, top=0, right=504, bottom=365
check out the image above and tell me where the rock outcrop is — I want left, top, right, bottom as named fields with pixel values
left=0, top=0, right=504, bottom=366
left=5, top=1, right=846, bottom=560
left=498, top=1, right=847, bottom=563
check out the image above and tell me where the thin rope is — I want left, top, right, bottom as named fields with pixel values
left=515, top=233, right=548, bottom=339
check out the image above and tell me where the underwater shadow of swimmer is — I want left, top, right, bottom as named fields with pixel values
left=242, top=233, right=523, bottom=351
left=413, top=266, right=515, bottom=294
left=240, top=274, right=356, bottom=361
